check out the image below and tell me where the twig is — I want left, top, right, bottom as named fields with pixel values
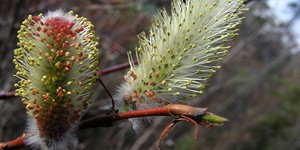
left=97, top=77, right=116, bottom=114
left=178, top=115, right=199, bottom=140
left=0, top=133, right=28, bottom=150
left=79, top=104, right=209, bottom=129
left=156, top=115, right=200, bottom=150
left=0, top=92, right=15, bottom=100
left=97, top=60, right=138, bottom=76
left=0, top=104, right=228, bottom=150
left=157, top=120, right=179, bottom=150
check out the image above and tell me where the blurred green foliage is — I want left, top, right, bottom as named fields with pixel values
left=233, top=70, right=300, bottom=150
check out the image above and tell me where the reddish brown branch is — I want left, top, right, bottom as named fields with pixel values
left=0, top=133, right=28, bottom=150
left=97, top=77, right=116, bottom=114
left=0, top=91, right=15, bottom=99
left=157, top=115, right=200, bottom=149
left=78, top=104, right=208, bottom=129
left=97, top=60, right=138, bottom=76
left=178, top=115, right=199, bottom=140
left=0, top=104, right=227, bottom=150
left=157, top=119, right=178, bottom=149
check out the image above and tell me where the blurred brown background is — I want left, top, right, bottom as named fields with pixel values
left=1, top=0, right=300, bottom=149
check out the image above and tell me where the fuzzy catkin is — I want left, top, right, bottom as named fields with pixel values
left=14, top=10, right=99, bottom=149
left=116, top=0, right=248, bottom=112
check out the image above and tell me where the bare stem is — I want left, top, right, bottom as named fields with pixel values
left=0, top=133, right=28, bottom=150
left=0, top=92, right=15, bottom=100
left=97, top=60, right=138, bottom=76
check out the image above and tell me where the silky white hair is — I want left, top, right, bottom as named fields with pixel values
left=25, top=118, right=79, bottom=150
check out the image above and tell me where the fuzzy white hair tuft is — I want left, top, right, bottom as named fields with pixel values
left=25, top=118, right=79, bottom=150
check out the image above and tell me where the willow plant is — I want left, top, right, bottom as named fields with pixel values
left=12, top=0, right=247, bottom=149
left=14, top=10, right=99, bottom=149
left=116, top=0, right=247, bottom=128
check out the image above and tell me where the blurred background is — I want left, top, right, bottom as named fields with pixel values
left=0, top=0, right=300, bottom=149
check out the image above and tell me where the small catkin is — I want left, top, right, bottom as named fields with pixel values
left=116, top=0, right=248, bottom=112
left=14, top=10, right=99, bottom=149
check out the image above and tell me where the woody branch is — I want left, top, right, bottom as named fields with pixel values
left=0, top=104, right=227, bottom=150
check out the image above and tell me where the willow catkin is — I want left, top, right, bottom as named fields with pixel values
left=14, top=10, right=99, bottom=149
left=117, top=0, right=247, bottom=112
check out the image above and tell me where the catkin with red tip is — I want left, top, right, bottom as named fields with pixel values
left=14, top=10, right=99, bottom=149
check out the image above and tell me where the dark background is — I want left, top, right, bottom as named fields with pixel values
left=1, top=0, right=300, bottom=149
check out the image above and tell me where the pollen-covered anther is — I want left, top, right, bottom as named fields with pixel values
left=71, top=56, right=76, bottom=62
left=77, top=52, right=83, bottom=57
left=75, top=42, right=81, bottom=48
left=72, top=36, right=77, bottom=40
left=56, top=86, right=64, bottom=98
left=65, top=51, right=71, bottom=57
left=31, top=89, right=39, bottom=95
left=77, top=96, right=83, bottom=101
left=123, top=94, right=132, bottom=102
left=65, top=61, right=72, bottom=72
left=75, top=26, right=84, bottom=33
left=129, top=71, right=137, bottom=80
left=55, top=61, right=62, bottom=69
left=47, top=56, right=53, bottom=61
left=124, top=75, right=132, bottom=84
left=131, top=92, right=140, bottom=99
left=42, top=93, right=50, bottom=101
left=32, top=99, right=37, bottom=104
left=38, top=50, right=44, bottom=55
left=46, top=43, right=51, bottom=48
left=152, top=72, right=160, bottom=77
left=151, top=96, right=159, bottom=102
left=149, top=82, right=156, bottom=86
left=56, top=50, right=64, bottom=56
left=82, top=102, right=88, bottom=109
left=78, top=81, right=83, bottom=86
left=145, top=91, right=154, bottom=97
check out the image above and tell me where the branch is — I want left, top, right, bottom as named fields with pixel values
left=0, top=92, right=15, bottom=100
left=97, top=60, right=137, bottom=76
left=0, top=133, right=27, bottom=150
left=0, top=104, right=228, bottom=150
